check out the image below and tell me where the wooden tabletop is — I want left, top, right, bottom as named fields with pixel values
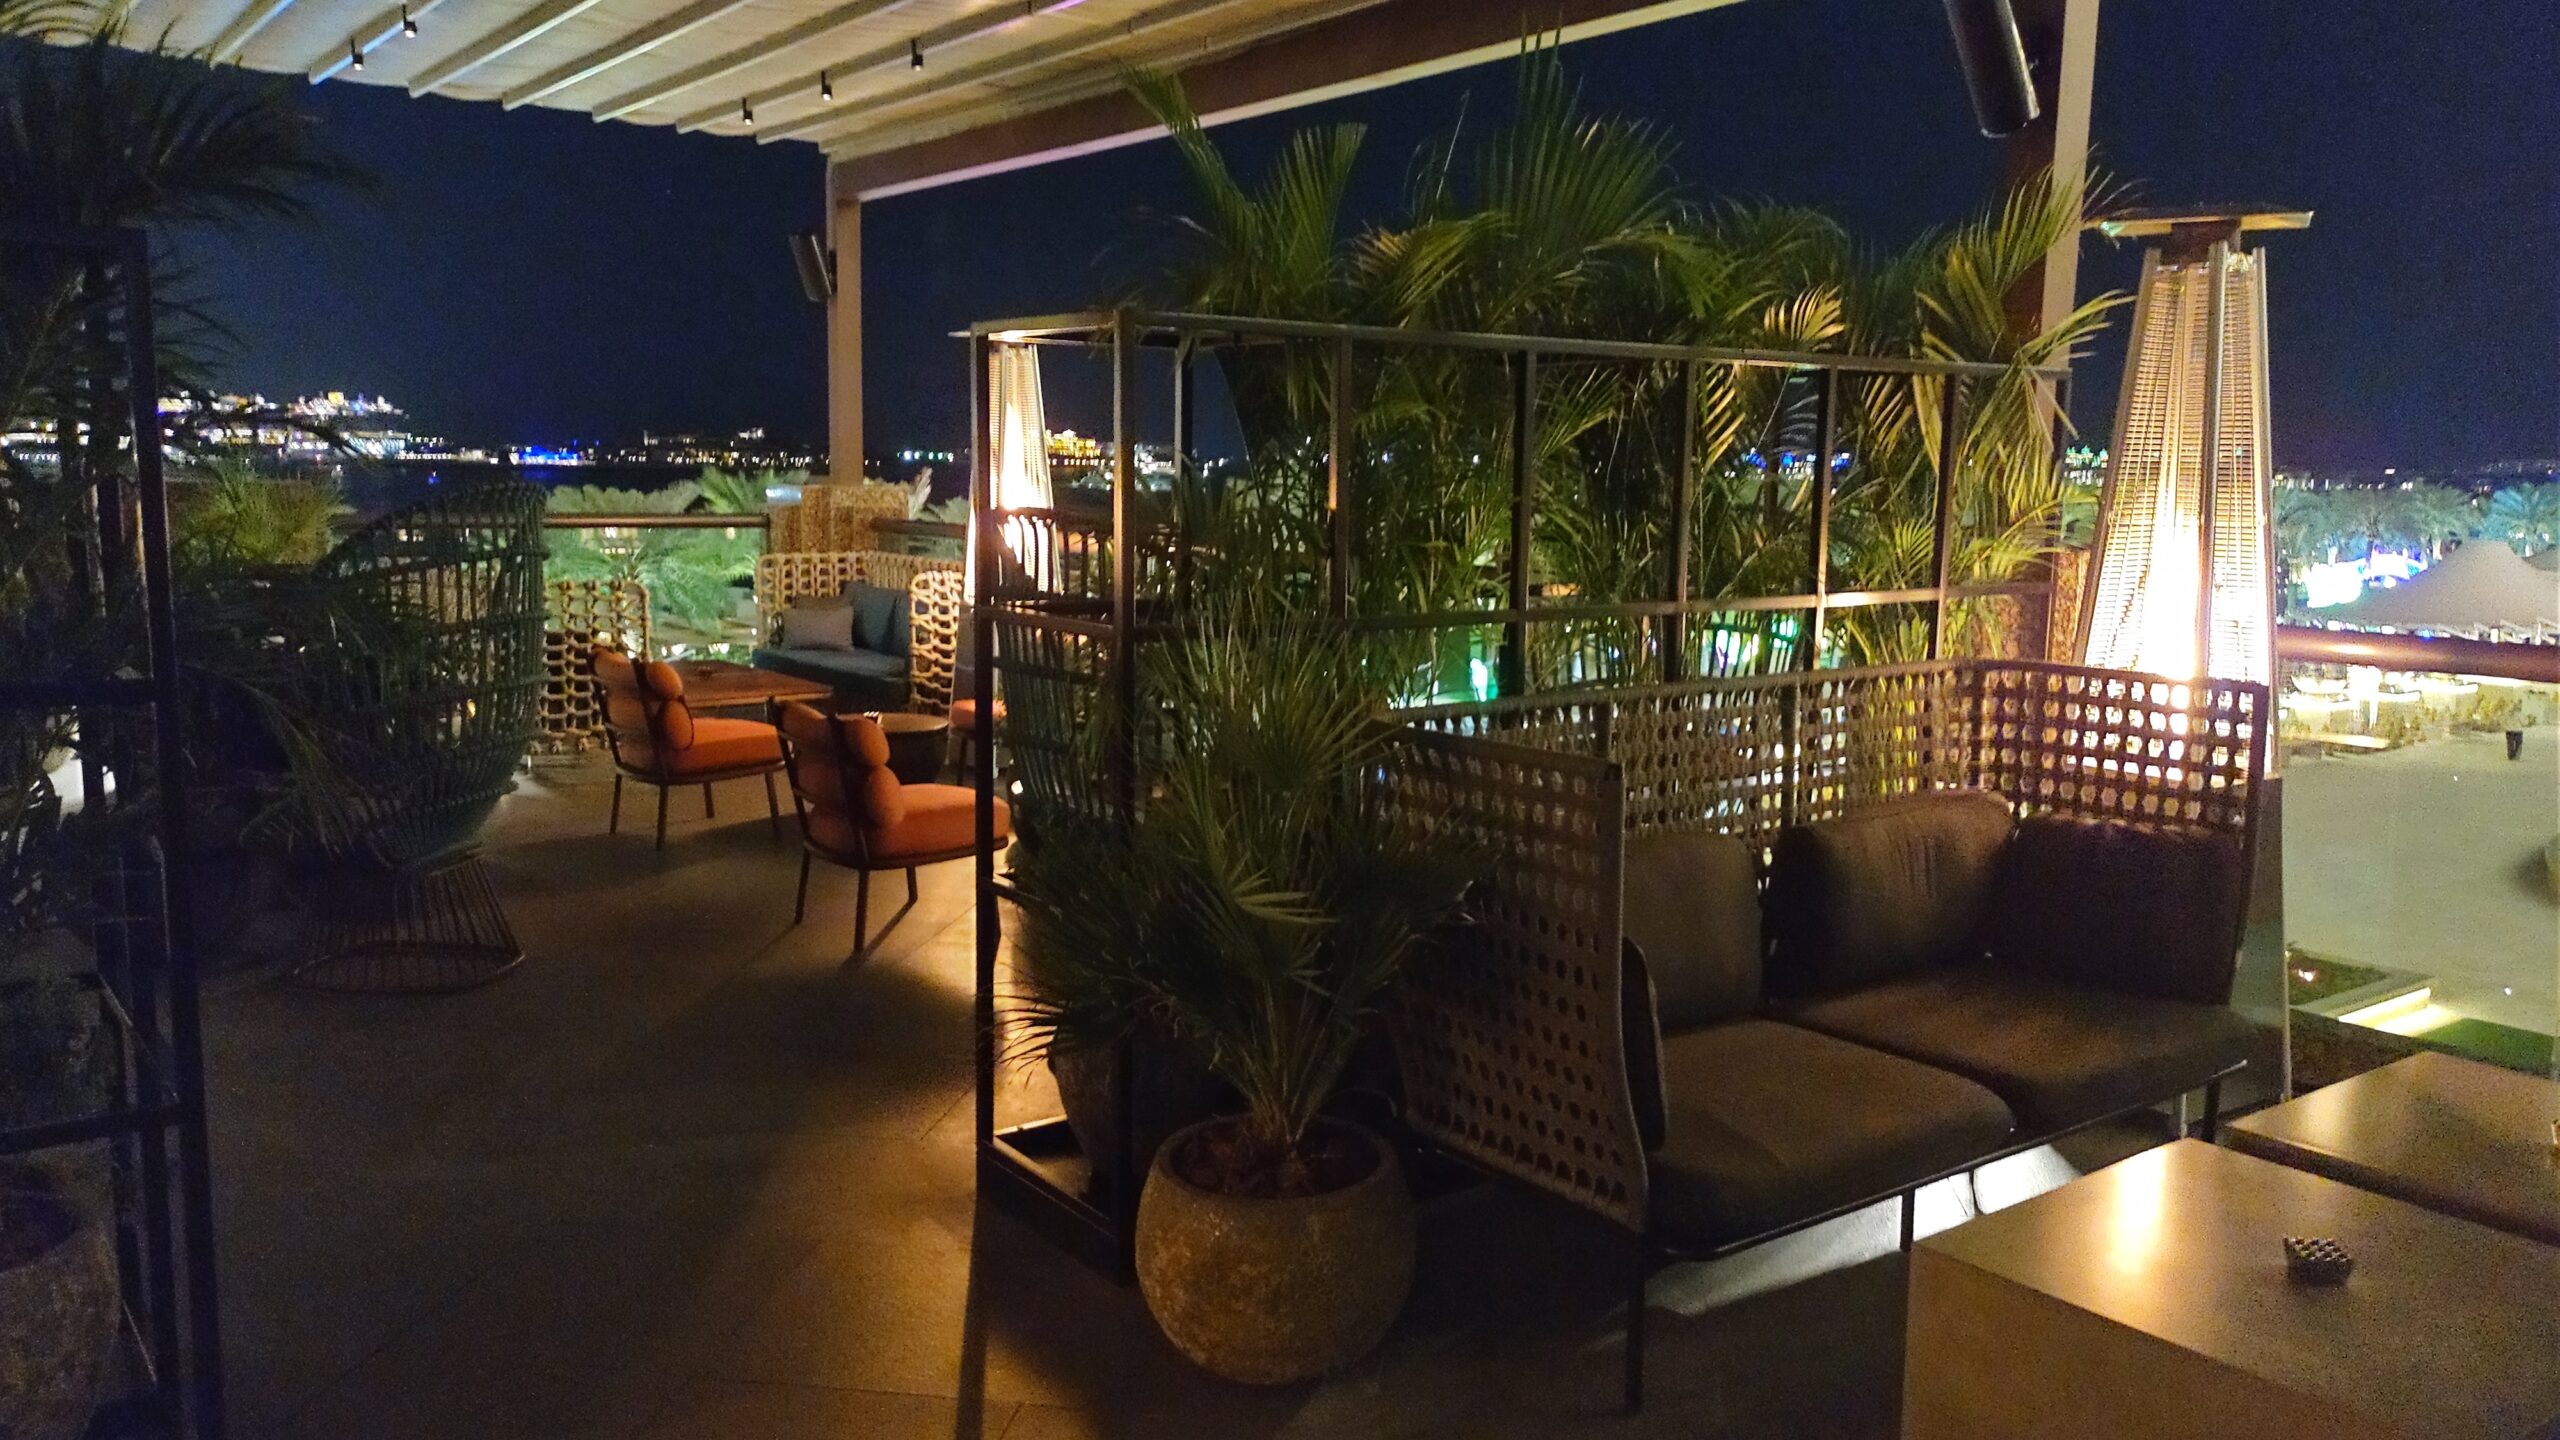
left=667, top=659, right=832, bottom=709
left=867, top=711, right=949, bottom=736
left=2227, top=1050, right=2560, bottom=1247
left=1908, top=1140, right=2560, bottom=1440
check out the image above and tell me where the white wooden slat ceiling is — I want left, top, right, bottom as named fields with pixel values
left=121, top=0, right=1402, bottom=155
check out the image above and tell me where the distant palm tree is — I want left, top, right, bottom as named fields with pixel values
left=2479, top=484, right=2560, bottom=554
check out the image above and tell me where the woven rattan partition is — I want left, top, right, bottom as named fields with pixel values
left=294, top=478, right=548, bottom=992
left=1393, top=658, right=2267, bottom=1241
left=907, top=568, right=967, bottom=714
left=1379, top=729, right=1646, bottom=1233
left=768, top=481, right=911, bottom=553
left=753, top=551, right=867, bottom=632
left=538, top=578, right=650, bottom=756
left=751, top=550, right=962, bottom=639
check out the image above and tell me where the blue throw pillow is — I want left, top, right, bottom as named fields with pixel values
left=842, top=582, right=898, bottom=652
left=839, top=581, right=915, bottom=659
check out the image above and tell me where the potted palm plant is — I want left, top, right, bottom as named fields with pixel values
left=1013, top=609, right=1477, bottom=1383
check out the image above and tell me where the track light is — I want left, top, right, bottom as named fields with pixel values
left=819, top=70, right=833, bottom=101
left=349, top=38, right=364, bottom=69
left=740, top=98, right=754, bottom=127
left=909, top=38, right=923, bottom=69
left=400, top=3, right=416, bottom=35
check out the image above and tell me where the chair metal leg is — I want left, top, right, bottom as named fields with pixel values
left=1899, top=1189, right=1917, bottom=1250
left=906, top=866, right=918, bottom=905
left=2201, top=1079, right=2224, bottom=1143
left=793, top=850, right=811, bottom=925
left=609, top=774, right=623, bottom=833
left=853, top=869, right=871, bottom=956
left=1623, top=1238, right=1648, bottom=1415
left=703, top=782, right=715, bottom=819
left=654, top=785, right=669, bottom=850
left=763, top=772, right=781, bottom=839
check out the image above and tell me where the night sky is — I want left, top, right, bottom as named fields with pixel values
left=188, top=0, right=2558, bottom=469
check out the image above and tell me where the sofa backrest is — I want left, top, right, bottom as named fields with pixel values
left=1985, top=814, right=2247, bottom=1005
left=1762, top=789, right=2014, bottom=998
left=1623, top=828, right=1764, bottom=1033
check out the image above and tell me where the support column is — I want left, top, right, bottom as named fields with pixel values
left=827, top=184, right=865, bottom=480
left=2004, top=0, right=2100, bottom=336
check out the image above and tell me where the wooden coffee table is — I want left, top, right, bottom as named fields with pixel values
left=1903, top=1140, right=2560, bottom=1440
left=2227, top=1050, right=2560, bottom=1247
left=665, top=659, right=831, bottom=713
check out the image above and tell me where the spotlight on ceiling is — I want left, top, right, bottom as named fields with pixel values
left=741, top=98, right=754, bottom=127
left=349, top=38, right=364, bottom=69
left=820, top=70, right=833, bottom=101
left=400, top=4, right=416, bottom=36
left=909, top=38, right=924, bottom=69
left=1940, top=0, right=2039, bottom=137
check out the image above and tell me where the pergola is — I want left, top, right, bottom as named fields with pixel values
left=122, top=0, right=2098, bottom=473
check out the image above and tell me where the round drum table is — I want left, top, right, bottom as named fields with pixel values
left=870, top=711, right=952, bottom=785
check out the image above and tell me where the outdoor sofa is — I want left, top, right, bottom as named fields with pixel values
left=753, top=578, right=916, bottom=711
left=1384, top=661, right=2272, bottom=1412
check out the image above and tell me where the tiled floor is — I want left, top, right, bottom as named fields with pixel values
left=207, top=752, right=2161, bottom=1439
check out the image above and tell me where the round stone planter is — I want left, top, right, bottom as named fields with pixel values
left=0, top=1163, right=116, bottom=1440
left=1134, top=1119, right=1413, bottom=1385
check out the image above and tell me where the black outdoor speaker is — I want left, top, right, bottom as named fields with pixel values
left=1942, top=0, right=2040, bottom=137
left=789, top=230, right=833, bottom=304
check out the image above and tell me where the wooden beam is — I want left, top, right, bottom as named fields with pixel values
left=769, top=0, right=1354, bottom=147
left=501, top=0, right=762, bottom=108
left=408, top=0, right=613, bottom=96
left=675, top=0, right=1078, bottom=135
left=2002, top=0, right=2099, bottom=337
left=587, top=0, right=922, bottom=123
left=828, top=0, right=1738, bottom=198
left=207, top=0, right=299, bottom=63
left=307, top=0, right=456, bottom=83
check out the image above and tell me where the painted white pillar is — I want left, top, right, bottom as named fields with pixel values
left=826, top=182, right=864, bottom=480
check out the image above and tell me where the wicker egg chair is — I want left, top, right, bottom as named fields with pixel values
left=290, top=479, right=548, bottom=993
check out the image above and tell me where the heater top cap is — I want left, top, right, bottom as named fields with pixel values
left=2090, top=206, right=2313, bottom=240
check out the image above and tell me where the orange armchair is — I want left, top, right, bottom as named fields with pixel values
left=778, top=701, right=1011, bottom=955
left=592, top=644, right=786, bottom=849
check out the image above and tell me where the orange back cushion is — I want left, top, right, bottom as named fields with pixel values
left=780, top=704, right=905, bottom=835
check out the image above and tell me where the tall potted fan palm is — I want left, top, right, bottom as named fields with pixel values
left=2, top=6, right=358, bottom=1433
left=1012, top=607, right=1477, bottom=1383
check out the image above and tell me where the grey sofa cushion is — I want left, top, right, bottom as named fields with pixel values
left=1647, top=1019, right=2014, bottom=1249
left=1987, top=814, right=2246, bottom=1006
left=1778, top=965, right=2261, bottom=1130
left=1763, top=790, right=2014, bottom=998
left=776, top=603, right=854, bottom=651
left=1624, top=828, right=1764, bottom=1033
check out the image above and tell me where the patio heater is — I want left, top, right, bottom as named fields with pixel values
left=982, top=341, right=1054, bottom=589
left=2078, top=207, right=2309, bottom=685
left=2076, top=207, right=2309, bottom=1099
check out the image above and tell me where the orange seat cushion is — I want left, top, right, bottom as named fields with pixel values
left=948, top=698, right=1007, bottom=732
left=805, top=786, right=1010, bottom=864
left=648, top=716, right=784, bottom=778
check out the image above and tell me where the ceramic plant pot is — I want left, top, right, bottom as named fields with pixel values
left=1047, top=1031, right=1221, bottom=1204
left=0, top=1162, right=116, bottom=1440
left=1133, top=1118, right=1413, bottom=1385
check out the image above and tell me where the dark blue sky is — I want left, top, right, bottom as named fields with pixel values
left=190, top=0, right=2558, bottom=468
